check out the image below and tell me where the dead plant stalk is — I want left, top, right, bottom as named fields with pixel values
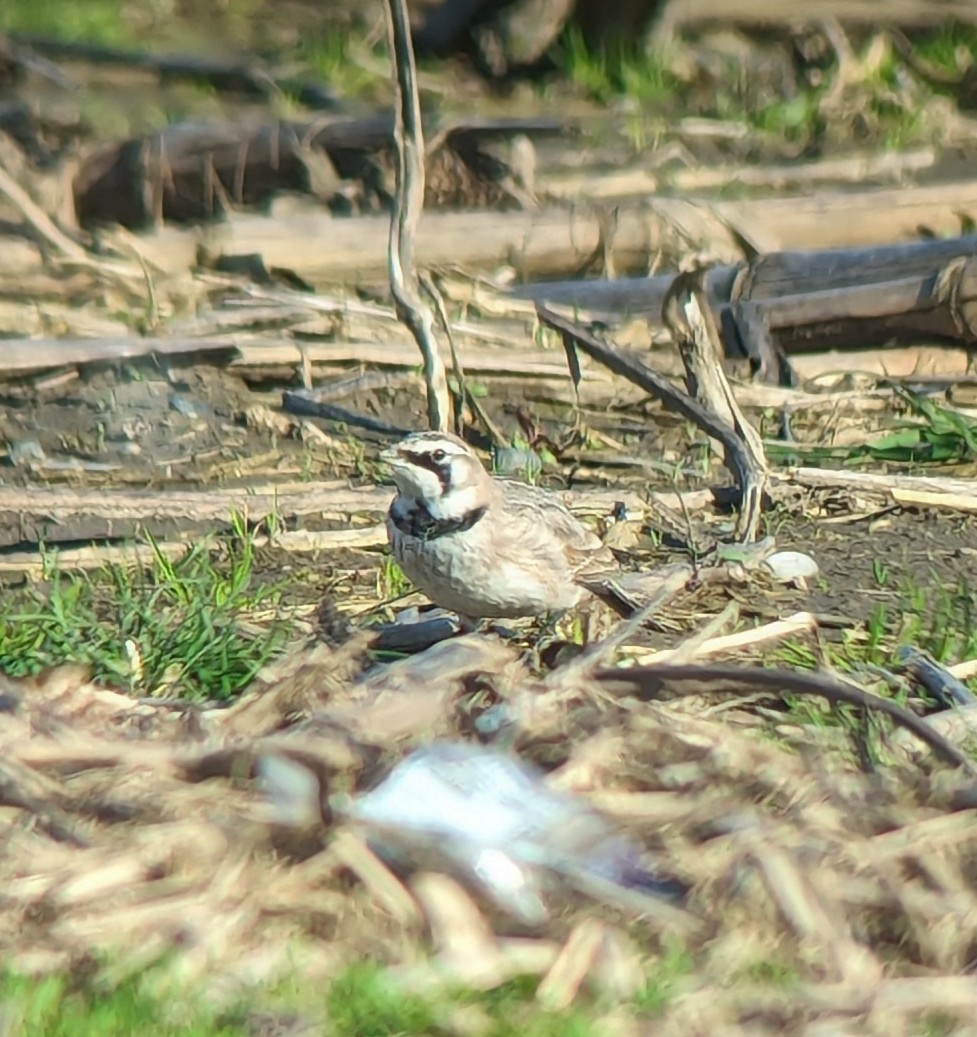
left=383, top=0, right=451, bottom=432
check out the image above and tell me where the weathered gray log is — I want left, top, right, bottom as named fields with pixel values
left=0, top=335, right=239, bottom=376
left=514, top=264, right=742, bottom=321
left=514, top=235, right=977, bottom=314
left=515, top=235, right=977, bottom=357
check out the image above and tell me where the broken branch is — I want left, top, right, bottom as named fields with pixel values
left=537, top=304, right=760, bottom=535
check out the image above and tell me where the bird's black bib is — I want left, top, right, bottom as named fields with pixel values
left=389, top=502, right=487, bottom=542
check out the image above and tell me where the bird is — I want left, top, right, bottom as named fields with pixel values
left=380, top=431, right=617, bottom=622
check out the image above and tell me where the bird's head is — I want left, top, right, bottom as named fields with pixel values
left=381, top=431, right=490, bottom=519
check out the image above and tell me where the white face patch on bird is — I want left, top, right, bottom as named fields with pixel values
left=381, top=433, right=487, bottom=520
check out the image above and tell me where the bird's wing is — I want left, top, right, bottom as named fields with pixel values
left=499, top=480, right=615, bottom=575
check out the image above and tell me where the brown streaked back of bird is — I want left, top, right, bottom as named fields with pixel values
left=493, top=477, right=617, bottom=577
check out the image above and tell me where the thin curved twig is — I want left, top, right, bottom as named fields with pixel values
left=597, top=662, right=977, bottom=773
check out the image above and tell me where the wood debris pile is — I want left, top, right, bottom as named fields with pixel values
left=0, top=631, right=976, bottom=1035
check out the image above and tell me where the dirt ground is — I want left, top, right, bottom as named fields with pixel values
left=2, top=348, right=974, bottom=646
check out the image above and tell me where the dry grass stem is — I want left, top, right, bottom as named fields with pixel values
left=384, top=0, right=451, bottom=431
left=624, top=611, right=820, bottom=665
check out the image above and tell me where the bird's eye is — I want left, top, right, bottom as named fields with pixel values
left=431, top=449, right=446, bottom=463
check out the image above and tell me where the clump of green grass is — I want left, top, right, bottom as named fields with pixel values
left=294, top=32, right=383, bottom=100
left=375, top=554, right=410, bottom=600
left=0, top=0, right=133, bottom=45
left=781, top=574, right=977, bottom=675
left=0, top=948, right=863, bottom=1037
left=0, top=962, right=613, bottom=1037
left=0, top=0, right=263, bottom=51
left=914, top=23, right=977, bottom=76
left=326, top=963, right=439, bottom=1037
left=768, top=389, right=977, bottom=468
left=463, top=976, right=593, bottom=1037
left=772, top=573, right=977, bottom=735
left=632, top=940, right=693, bottom=1017
left=897, top=575, right=977, bottom=664
left=750, top=93, right=823, bottom=143
left=554, top=26, right=677, bottom=105
left=920, top=1010, right=966, bottom=1037
left=327, top=963, right=628, bottom=1037
left=0, top=972, right=246, bottom=1037
left=0, top=520, right=293, bottom=700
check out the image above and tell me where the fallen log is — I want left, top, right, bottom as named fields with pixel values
left=0, top=483, right=653, bottom=549
left=546, top=148, right=938, bottom=200
left=0, top=335, right=239, bottom=376
left=515, top=235, right=977, bottom=361
left=514, top=235, right=977, bottom=315
left=126, top=181, right=977, bottom=286
left=0, top=484, right=393, bottom=549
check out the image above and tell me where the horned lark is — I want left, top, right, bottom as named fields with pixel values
left=380, top=431, right=616, bottom=621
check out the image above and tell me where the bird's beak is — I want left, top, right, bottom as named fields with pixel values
left=379, top=444, right=403, bottom=466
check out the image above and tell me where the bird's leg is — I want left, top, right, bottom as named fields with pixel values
left=458, top=614, right=518, bottom=637
left=519, top=609, right=589, bottom=670
left=545, top=602, right=620, bottom=646
left=543, top=608, right=578, bottom=643
left=457, top=614, right=484, bottom=635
